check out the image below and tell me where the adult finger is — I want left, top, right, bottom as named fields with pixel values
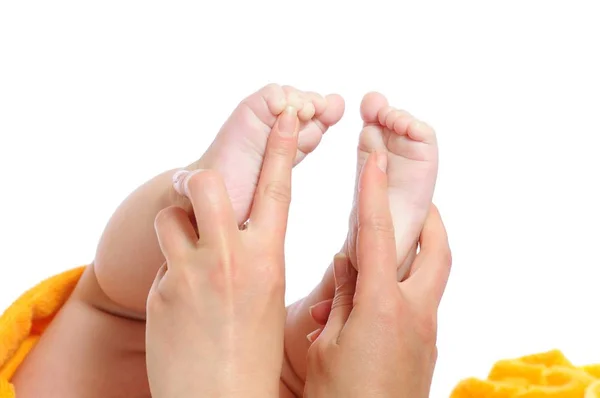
left=148, top=262, right=168, bottom=297
left=154, top=206, right=197, bottom=265
left=310, top=298, right=333, bottom=326
left=183, top=169, right=238, bottom=248
left=318, top=253, right=357, bottom=344
left=146, top=262, right=169, bottom=317
left=403, top=204, right=452, bottom=309
left=306, top=328, right=323, bottom=344
left=281, top=262, right=335, bottom=363
left=249, top=106, right=299, bottom=241
left=354, top=152, right=398, bottom=300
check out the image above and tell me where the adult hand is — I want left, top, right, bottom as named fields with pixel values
left=145, top=106, right=300, bottom=398
left=303, top=152, right=452, bottom=398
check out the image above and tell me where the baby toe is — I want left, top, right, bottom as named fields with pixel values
left=360, top=92, right=388, bottom=124
left=298, top=101, right=316, bottom=121
left=408, top=119, right=436, bottom=144
left=282, top=85, right=305, bottom=109
left=260, top=83, right=287, bottom=116
left=317, top=93, right=345, bottom=127
left=305, top=91, right=328, bottom=117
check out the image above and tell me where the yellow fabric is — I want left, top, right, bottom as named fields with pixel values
left=0, top=267, right=85, bottom=397
left=2, top=271, right=599, bottom=398
left=451, top=349, right=600, bottom=397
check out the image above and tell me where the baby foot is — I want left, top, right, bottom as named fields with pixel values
left=345, top=92, right=438, bottom=280
left=194, top=84, right=345, bottom=225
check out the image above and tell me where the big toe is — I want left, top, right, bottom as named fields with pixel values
left=318, top=93, right=345, bottom=127
left=360, top=92, right=389, bottom=124
left=292, top=93, right=345, bottom=164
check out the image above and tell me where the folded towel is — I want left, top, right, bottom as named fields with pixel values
left=451, top=349, right=600, bottom=397
left=0, top=267, right=85, bottom=397
left=3, top=271, right=599, bottom=398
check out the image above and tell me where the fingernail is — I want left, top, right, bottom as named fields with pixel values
left=333, top=253, right=350, bottom=286
left=334, top=252, right=347, bottom=262
left=376, top=152, right=388, bottom=173
left=277, top=106, right=298, bottom=137
left=306, top=328, right=322, bottom=343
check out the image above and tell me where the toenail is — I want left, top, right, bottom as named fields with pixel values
left=299, top=103, right=316, bottom=120
left=172, top=170, right=189, bottom=196
left=286, top=92, right=303, bottom=109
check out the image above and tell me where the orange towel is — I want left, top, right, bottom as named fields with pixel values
left=0, top=267, right=85, bottom=397
left=3, top=270, right=600, bottom=398
left=451, top=349, right=600, bottom=397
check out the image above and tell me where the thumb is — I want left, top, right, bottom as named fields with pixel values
left=315, top=253, right=357, bottom=344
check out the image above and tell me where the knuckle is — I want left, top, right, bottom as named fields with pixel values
left=442, top=247, right=453, bottom=271
left=307, top=341, right=333, bottom=375
left=146, top=271, right=180, bottom=313
left=262, top=180, right=292, bottom=204
left=373, top=298, right=438, bottom=346
left=358, top=223, right=396, bottom=245
left=206, top=253, right=238, bottom=290
left=360, top=212, right=395, bottom=236
left=268, top=138, right=295, bottom=158
left=254, top=258, right=286, bottom=295
left=331, top=287, right=354, bottom=309
left=370, top=218, right=395, bottom=235
left=146, top=289, right=167, bottom=315
left=268, top=273, right=286, bottom=295
left=414, top=312, right=438, bottom=346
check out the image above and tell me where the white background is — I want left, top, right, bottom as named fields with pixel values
left=1, top=1, right=599, bottom=396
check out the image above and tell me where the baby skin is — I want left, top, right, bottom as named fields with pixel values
left=348, top=92, right=438, bottom=278
left=10, top=86, right=438, bottom=398
left=284, top=93, right=439, bottom=387
left=10, top=84, right=344, bottom=398
left=196, top=84, right=346, bottom=226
